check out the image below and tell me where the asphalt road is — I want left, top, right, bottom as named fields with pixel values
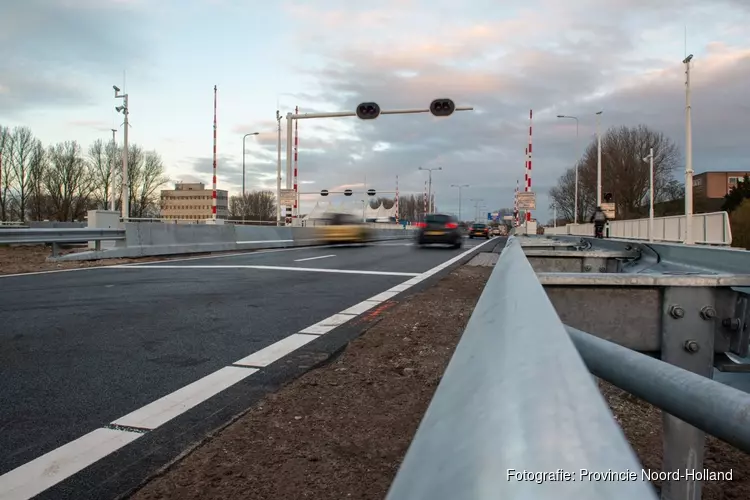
left=0, top=238, right=489, bottom=484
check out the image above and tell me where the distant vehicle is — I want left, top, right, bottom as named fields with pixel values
left=314, top=212, right=372, bottom=245
left=468, top=223, right=490, bottom=239
left=415, top=213, right=462, bottom=249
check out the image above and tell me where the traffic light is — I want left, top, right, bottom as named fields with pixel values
left=367, top=188, right=376, bottom=196
left=603, top=192, right=613, bottom=203
left=344, top=189, right=353, bottom=196
left=356, top=102, right=380, bottom=120
left=429, top=98, right=455, bottom=117
left=320, top=189, right=329, bottom=196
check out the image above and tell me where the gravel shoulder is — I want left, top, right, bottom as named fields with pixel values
left=123, top=262, right=748, bottom=500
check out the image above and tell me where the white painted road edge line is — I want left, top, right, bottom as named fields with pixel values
left=116, top=264, right=420, bottom=277
left=0, top=428, right=142, bottom=500
left=0, top=237, right=495, bottom=499
left=294, top=254, right=335, bottom=262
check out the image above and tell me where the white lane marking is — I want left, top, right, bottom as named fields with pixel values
left=299, top=313, right=357, bottom=335
left=0, top=428, right=142, bottom=500
left=111, top=366, right=257, bottom=430
left=233, top=334, right=320, bottom=367
left=340, top=299, right=382, bottom=315
left=0, top=237, right=495, bottom=498
left=116, top=264, right=420, bottom=277
left=294, top=254, right=335, bottom=262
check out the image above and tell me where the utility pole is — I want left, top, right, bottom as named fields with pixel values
left=684, top=54, right=694, bottom=245
left=276, top=109, right=282, bottom=226
left=110, top=129, right=117, bottom=212
left=419, top=166, right=442, bottom=213
left=114, top=86, right=129, bottom=219
left=451, top=184, right=469, bottom=221
left=596, top=110, right=603, bottom=207
left=242, top=132, right=259, bottom=196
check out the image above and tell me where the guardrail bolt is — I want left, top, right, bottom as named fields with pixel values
left=598, top=266, right=606, bottom=272
left=669, top=305, right=685, bottom=319
left=723, top=318, right=741, bottom=331
left=584, top=265, right=592, bottom=272
left=684, top=340, right=700, bottom=353
left=699, top=306, right=716, bottom=320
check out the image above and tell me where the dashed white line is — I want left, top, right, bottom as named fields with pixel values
left=0, top=237, right=497, bottom=499
left=294, top=254, right=336, bottom=262
left=111, top=367, right=258, bottom=430
left=0, top=428, right=142, bottom=500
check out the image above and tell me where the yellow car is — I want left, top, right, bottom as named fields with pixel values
left=315, top=212, right=372, bottom=245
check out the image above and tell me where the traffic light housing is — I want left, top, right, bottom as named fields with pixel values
left=344, top=189, right=353, bottom=196
left=367, top=188, right=376, bottom=196
left=356, top=102, right=380, bottom=120
left=429, top=98, right=455, bottom=117
left=603, top=192, right=613, bottom=203
left=320, top=189, right=329, bottom=196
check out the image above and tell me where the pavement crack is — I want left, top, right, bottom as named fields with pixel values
left=105, top=423, right=151, bottom=434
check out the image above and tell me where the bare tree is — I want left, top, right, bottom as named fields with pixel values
left=27, top=141, right=49, bottom=221
left=88, top=139, right=113, bottom=209
left=8, top=126, right=39, bottom=221
left=132, top=151, right=169, bottom=218
left=549, top=124, right=682, bottom=221
left=45, top=141, right=95, bottom=221
left=0, top=125, right=13, bottom=221
left=229, top=190, right=276, bottom=220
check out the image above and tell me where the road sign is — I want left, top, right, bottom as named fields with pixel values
left=601, top=202, right=616, bottom=219
left=487, top=212, right=492, bottom=220
left=280, top=189, right=296, bottom=205
left=517, top=192, right=536, bottom=210
left=503, top=215, right=513, bottom=221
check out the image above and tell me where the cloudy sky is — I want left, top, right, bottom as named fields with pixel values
left=1, top=0, right=748, bottom=220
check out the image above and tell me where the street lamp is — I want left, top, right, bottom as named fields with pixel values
left=110, top=128, right=117, bottom=212
left=643, top=148, right=655, bottom=242
left=242, top=132, right=260, bottom=196
left=451, top=184, right=469, bottom=221
left=557, top=114, right=579, bottom=223
left=684, top=54, right=694, bottom=245
left=276, top=110, right=282, bottom=226
left=418, top=166, right=442, bottom=213
left=470, top=198, right=484, bottom=221
left=596, top=110, right=603, bottom=207
left=114, top=85, right=129, bottom=219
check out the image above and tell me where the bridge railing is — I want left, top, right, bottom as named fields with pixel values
left=385, top=235, right=750, bottom=499
left=545, top=211, right=732, bottom=245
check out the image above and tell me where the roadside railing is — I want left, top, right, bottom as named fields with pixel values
left=386, top=235, right=750, bottom=500
left=0, top=228, right=125, bottom=256
left=545, top=211, right=732, bottom=245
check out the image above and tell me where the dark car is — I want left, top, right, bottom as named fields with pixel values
left=468, top=223, right=490, bottom=239
left=415, top=213, right=462, bottom=249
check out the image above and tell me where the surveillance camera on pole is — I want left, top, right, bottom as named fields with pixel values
left=113, top=85, right=120, bottom=93
left=356, top=102, right=380, bottom=120
left=429, top=98, right=455, bottom=117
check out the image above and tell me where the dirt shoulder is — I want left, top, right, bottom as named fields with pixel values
left=129, top=263, right=749, bottom=500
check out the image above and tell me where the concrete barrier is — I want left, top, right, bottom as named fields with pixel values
left=50, top=222, right=412, bottom=261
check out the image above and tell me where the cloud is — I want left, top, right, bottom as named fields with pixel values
left=270, top=0, right=750, bottom=220
left=0, top=0, right=154, bottom=115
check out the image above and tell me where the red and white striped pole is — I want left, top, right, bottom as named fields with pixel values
left=394, top=175, right=399, bottom=222
left=526, top=109, right=533, bottom=222
left=293, top=106, right=299, bottom=219
left=514, top=179, right=519, bottom=226
left=423, top=180, right=428, bottom=217
left=212, top=85, right=218, bottom=219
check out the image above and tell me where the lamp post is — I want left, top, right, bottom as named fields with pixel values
left=276, top=110, right=282, bottom=226
left=557, top=115, right=579, bottom=223
left=470, top=198, right=484, bottom=221
left=596, top=110, right=603, bottom=207
left=451, top=184, right=469, bottom=221
left=242, top=132, right=260, bottom=196
left=643, top=148, right=655, bottom=242
left=419, top=166, right=442, bottom=213
left=684, top=54, right=694, bottom=245
left=113, top=85, right=129, bottom=219
left=110, top=128, right=117, bottom=212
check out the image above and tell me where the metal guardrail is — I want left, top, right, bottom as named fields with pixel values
left=386, top=236, right=658, bottom=499
left=545, top=211, right=732, bottom=245
left=0, top=228, right=125, bottom=256
left=387, top=235, right=750, bottom=500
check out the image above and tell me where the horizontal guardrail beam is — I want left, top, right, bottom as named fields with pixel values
left=567, top=325, right=750, bottom=453
left=385, top=236, right=657, bottom=500
left=0, top=228, right=125, bottom=245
